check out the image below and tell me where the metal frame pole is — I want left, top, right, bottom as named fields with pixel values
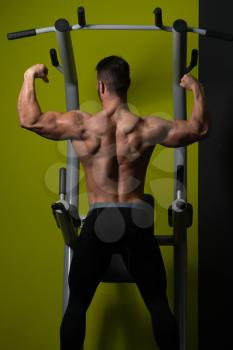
left=55, top=18, right=80, bottom=315
left=173, top=20, right=188, bottom=350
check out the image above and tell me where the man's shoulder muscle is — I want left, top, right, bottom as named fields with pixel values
left=141, top=115, right=172, bottom=146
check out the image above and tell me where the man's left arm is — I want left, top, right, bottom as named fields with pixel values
left=18, top=64, right=85, bottom=141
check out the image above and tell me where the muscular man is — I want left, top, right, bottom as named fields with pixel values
left=18, top=56, right=209, bottom=350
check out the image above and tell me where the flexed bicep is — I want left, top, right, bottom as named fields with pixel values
left=18, top=64, right=86, bottom=141
left=142, top=74, right=210, bottom=148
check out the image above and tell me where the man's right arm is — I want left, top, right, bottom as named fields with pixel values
left=142, top=74, right=210, bottom=147
left=18, top=64, right=87, bottom=141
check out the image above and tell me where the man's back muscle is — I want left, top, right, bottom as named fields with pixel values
left=72, top=110, right=155, bottom=204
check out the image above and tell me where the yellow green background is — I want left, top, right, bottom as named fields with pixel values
left=0, top=0, right=198, bottom=349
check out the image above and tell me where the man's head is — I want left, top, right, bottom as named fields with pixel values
left=96, top=56, right=131, bottom=101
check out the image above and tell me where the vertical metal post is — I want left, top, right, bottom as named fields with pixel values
left=55, top=18, right=79, bottom=315
left=172, top=19, right=188, bottom=350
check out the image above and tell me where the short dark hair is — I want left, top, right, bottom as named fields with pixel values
left=96, top=56, right=131, bottom=97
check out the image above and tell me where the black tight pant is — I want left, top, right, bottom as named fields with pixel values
left=60, top=207, right=179, bottom=350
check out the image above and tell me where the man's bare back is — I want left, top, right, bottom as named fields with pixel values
left=18, top=62, right=209, bottom=207
left=72, top=108, right=154, bottom=204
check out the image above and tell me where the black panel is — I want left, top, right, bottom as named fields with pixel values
left=199, top=0, right=233, bottom=348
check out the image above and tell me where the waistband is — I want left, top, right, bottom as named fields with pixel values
left=89, top=202, right=152, bottom=211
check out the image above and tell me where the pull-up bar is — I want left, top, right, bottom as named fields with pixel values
left=7, top=6, right=233, bottom=40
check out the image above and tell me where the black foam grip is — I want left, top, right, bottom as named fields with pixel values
left=78, top=6, right=86, bottom=27
left=206, top=30, right=233, bottom=41
left=50, top=48, right=59, bottom=67
left=190, top=49, right=198, bottom=67
left=7, top=29, right=36, bottom=40
left=184, top=49, right=199, bottom=74
left=176, top=165, right=184, bottom=192
left=154, top=7, right=163, bottom=27
left=59, top=168, right=66, bottom=195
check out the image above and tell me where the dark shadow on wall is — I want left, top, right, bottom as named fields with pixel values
left=198, top=85, right=233, bottom=348
left=199, top=2, right=233, bottom=343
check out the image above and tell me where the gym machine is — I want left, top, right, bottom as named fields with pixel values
left=7, top=6, right=233, bottom=350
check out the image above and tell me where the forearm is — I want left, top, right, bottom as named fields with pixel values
left=189, top=83, right=210, bottom=136
left=18, top=73, right=42, bottom=128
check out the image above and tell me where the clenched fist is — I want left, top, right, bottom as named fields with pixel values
left=180, top=74, right=202, bottom=91
left=24, top=64, right=49, bottom=83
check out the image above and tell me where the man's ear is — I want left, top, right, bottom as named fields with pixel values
left=99, top=81, right=105, bottom=94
